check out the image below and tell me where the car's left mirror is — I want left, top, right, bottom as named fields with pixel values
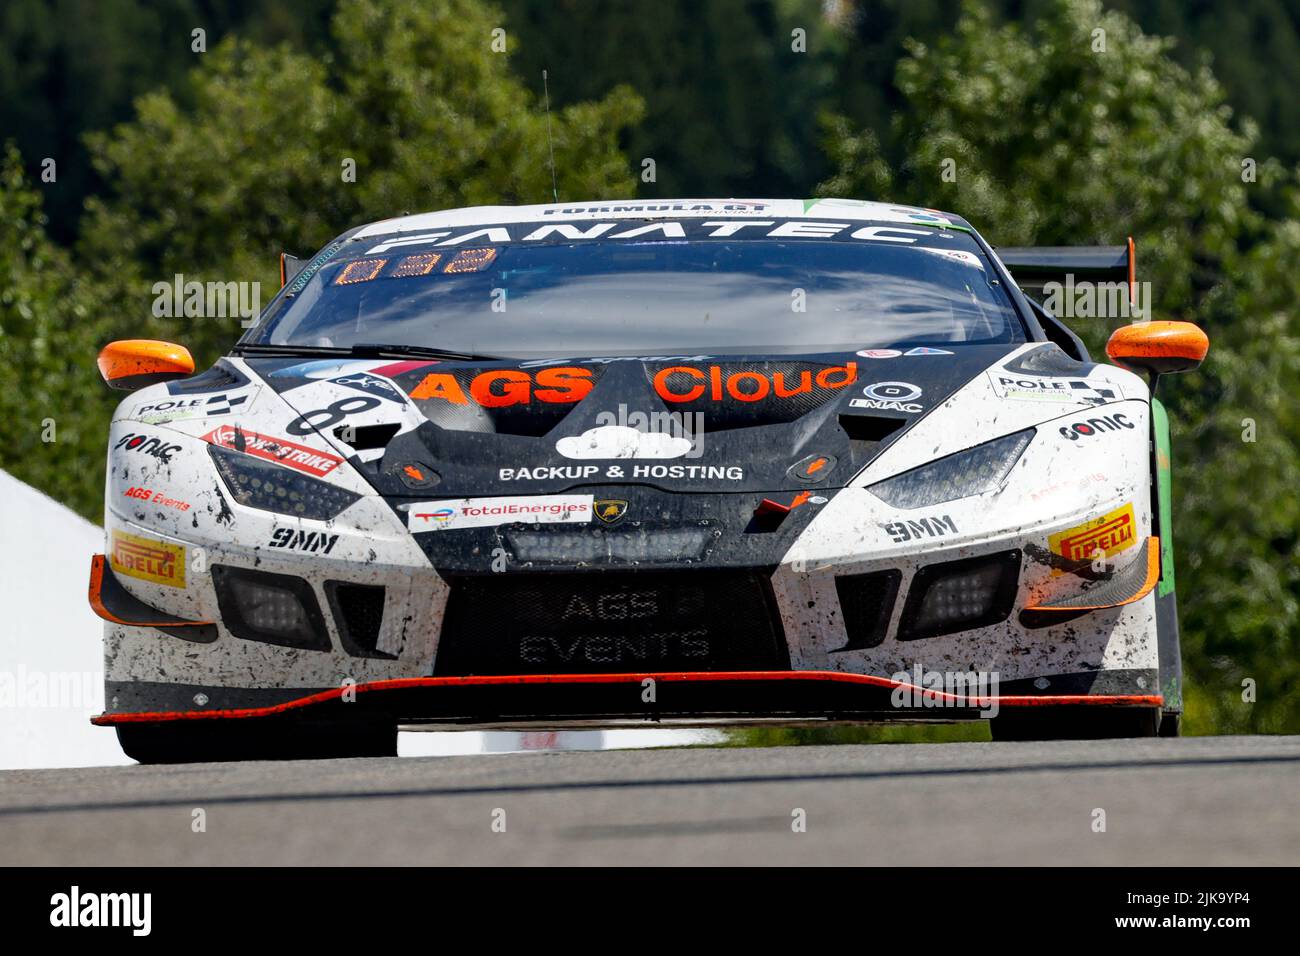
left=97, top=339, right=196, bottom=391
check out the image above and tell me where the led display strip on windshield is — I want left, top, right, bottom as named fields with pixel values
left=444, top=247, right=498, bottom=273
left=335, top=258, right=388, bottom=284
left=331, top=248, right=498, bottom=285
left=390, top=252, right=443, bottom=276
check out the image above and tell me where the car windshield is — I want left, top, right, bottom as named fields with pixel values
left=244, top=219, right=1024, bottom=358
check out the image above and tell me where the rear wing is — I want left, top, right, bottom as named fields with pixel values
left=997, top=237, right=1135, bottom=303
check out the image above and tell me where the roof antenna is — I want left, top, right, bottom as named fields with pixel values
left=542, top=69, right=559, bottom=203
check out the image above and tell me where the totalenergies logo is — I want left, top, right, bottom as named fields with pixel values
left=652, top=362, right=857, bottom=403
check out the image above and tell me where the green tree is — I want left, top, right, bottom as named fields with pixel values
left=500, top=0, right=846, bottom=200
left=79, top=0, right=643, bottom=370
left=0, top=144, right=113, bottom=517
left=0, top=0, right=338, bottom=241
left=11, top=1, right=1300, bottom=240
left=4, top=0, right=641, bottom=522
left=820, top=0, right=1300, bottom=733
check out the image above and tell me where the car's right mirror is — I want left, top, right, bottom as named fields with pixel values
left=1106, top=320, right=1209, bottom=377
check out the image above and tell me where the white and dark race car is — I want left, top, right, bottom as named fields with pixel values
left=89, top=198, right=1210, bottom=762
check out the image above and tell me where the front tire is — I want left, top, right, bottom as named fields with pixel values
left=990, top=706, right=1160, bottom=741
left=116, top=719, right=397, bottom=764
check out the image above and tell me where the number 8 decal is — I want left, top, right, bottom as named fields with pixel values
left=287, top=396, right=381, bottom=436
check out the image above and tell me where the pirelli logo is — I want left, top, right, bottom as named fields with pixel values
left=110, top=530, right=186, bottom=588
left=1048, top=504, right=1137, bottom=573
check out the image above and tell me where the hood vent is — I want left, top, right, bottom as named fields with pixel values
left=333, top=422, right=401, bottom=451
left=1003, top=343, right=1095, bottom=377
left=166, top=360, right=249, bottom=395
left=838, top=414, right=906, bottom=443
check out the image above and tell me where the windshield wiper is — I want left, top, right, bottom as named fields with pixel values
left=234, top=343, right=505, bottom=362
left=233, top=344, right=349, bottom=357
left=348, top=343, right=506, bottom=362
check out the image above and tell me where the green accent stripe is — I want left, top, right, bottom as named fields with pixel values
left=1152, top=397, right=1176, bottom=596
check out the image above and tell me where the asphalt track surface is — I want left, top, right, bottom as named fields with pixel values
left=1, top=735, right=1296, bottom=865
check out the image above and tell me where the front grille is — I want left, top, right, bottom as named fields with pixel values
left=325, top=581, right=391, bottom=658
left=832, top=569, right=901, bottom=651
left=434, top=570, right=789, bottom=675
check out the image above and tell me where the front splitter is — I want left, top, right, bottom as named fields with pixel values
left=93, top=671, right=1163, bottom=727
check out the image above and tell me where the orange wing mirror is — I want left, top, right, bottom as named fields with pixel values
left=97, top=340, right=195, bottom=391
left=1106, top=321, right=1208, bottom=378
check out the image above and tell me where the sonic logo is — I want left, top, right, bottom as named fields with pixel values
left=114, top=433, right=183, bottom=464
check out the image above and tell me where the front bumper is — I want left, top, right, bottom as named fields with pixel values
left=92, top=509, right=1164, bottom=722
left=95, top=394, right=1162, bottom=722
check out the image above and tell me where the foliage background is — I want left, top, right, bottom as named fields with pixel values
left=1, top=0, right=1295, bottom=735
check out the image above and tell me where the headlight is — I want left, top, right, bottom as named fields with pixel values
left=209, top=446, right=361, bottom=520
left=867, top=428, right=1034, bottom=509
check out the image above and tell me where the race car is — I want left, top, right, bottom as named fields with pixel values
left=89, top=198, right=1209, bottom=762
